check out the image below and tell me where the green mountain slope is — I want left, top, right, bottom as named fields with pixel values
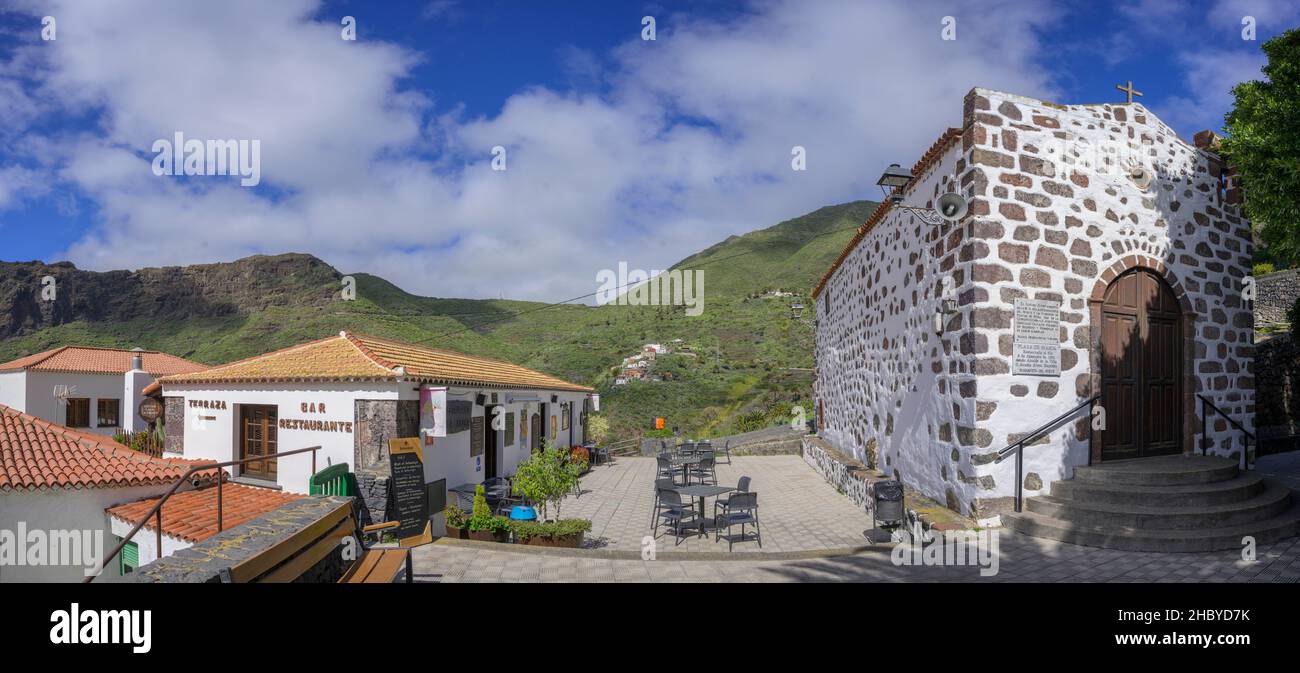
left=0, top=200, right=874, bottom=441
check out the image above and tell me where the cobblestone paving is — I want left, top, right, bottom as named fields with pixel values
left=408, top=454, right=1300, bottom=583
left=561, top=455, right=873, bottom=553
left=410, top=530, right=1300, bottom=583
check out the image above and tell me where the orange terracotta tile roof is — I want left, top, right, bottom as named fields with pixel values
left=813, top=127, right=963, bottom=299
left=160, top=331, right=594, bottom=392
left=106, top=483, right=305, bottom=543
left=0, top=346, right=208, bottom=377
left=0, top=404, right=217, bottom=491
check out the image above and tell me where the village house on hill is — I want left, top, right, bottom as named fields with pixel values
left=812, top=88, right=1257, bottom=531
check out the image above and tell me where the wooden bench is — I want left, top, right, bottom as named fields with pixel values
left=218, top=502, right=411, bottom=583
left=339, top=521, right=411, bottom=584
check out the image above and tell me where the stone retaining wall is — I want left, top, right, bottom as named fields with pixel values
left=801, top=436, right=872, bottom=513
left=1257, top=270, right=1300, bottom=325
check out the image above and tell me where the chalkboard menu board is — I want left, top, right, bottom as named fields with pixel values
left=470, top=416, right=485, bottom=457
left=447, top=400, right=472, bottom=434
left=388, top=438, right=430, bottom=543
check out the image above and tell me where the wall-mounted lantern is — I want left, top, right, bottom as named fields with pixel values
left=933, top=298, right=958, bottom=335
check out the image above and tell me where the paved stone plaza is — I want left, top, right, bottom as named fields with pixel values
left=411, top=527, right=1300, bottom=583
left=409, top=454, right=1300, bottom=583
left=561, top=455, right=874, bottom=553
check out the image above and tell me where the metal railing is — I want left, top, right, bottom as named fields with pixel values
left=994, top=395, right=1100, bottom=513
left=1198, top=394, right=1255, bottom=472
left=86, top=445, right=322, bottom=583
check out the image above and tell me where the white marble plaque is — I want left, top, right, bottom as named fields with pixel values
left=1012, top=298, right=1061, bottom=376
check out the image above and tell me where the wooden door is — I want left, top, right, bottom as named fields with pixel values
left=1099, top=269, right=1182, bottom=461
left=240, top=405, right=278, bottom=480
left=484, top=405, right=500, bottom=479
left=530, top=413, right=541, bottom=452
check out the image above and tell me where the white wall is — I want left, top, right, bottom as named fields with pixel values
left=169, top=381, right=402, bottom=494
left=0, top=371, right=26, bottom=411
left=108, top=516, right=191, bottom=568
left=22, top=371, right=142, bottom=436
left=0, top=484, right=180, bottom=583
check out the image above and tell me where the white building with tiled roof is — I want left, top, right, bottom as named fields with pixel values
left=0, top=346, right=208, bottom=436
left=0, top=404, right=216, bottom=582
left=156, top=331, right=597, bottom=530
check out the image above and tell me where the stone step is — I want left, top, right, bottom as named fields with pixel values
left=1071, top=455, right=1238, bottom=487
left=1027, top=481, right=1294, bottom=530
left=1004, top=497, right=1300, bottom=552
left=1051, top=472, right=1266, bottom=507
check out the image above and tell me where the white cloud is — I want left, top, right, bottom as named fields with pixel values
left=3, top=0, right=1063, bottom=302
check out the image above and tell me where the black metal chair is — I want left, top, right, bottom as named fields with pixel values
left=650, top=477, right=677, bottom=526
left=714, top=491, right=760, bottom=550
left=714, top=475, right=751, bottom=513
left=680, top=441, right=696, bottom=456
left=690, top=454, right=717, bottom=485
left=656, top=454, right=675, bottom=480
left=654, top=489, right=700, bottom=544
left=718, top=439, right=732, bottom=465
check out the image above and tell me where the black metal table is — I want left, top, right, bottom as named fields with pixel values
left=672, top=484, right=734, bottom=534
left=671, top=456, right=704, bottom=485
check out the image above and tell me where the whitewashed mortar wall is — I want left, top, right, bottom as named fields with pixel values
left=816, top=87, right=1254, bottom=523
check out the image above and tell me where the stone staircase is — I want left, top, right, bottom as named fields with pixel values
left=1003, top=455, right=1300, bottom=552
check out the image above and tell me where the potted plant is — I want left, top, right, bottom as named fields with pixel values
left=512, top=441, right=580, bottom=521
left=443, top=505, right=470, bottom=539
left=467, top=485, right=511, bottom=542
left=511, top=519, right=592, bottom=548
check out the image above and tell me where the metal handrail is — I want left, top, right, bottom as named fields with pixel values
left=1198, top=394, right=1255, bottom=472
left=85, top=445, right=322, bottom=583
left=994, top=395, right=1100, bottom=513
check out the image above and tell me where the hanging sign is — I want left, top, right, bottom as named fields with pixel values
left=138, top=398, right=164, bottom=423
left=419, top=386, right=447, bottom=443
left=1012, top=298, right=1062, bottom=376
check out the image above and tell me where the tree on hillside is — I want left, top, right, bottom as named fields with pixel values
left=1221, top=28, right=1300, bottom=262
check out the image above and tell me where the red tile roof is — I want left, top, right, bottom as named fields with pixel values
left=0, top=404, right=216, bottom=491
left=106, top=484, right=305, bottom=543
left=161, top=331, right=594, bottom=392
left=813, top=127, right=963, bottom=299
left=0, top=346, right=208, bottom=376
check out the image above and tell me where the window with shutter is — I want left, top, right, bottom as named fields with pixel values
left=118, top=539, right=139, bottom=574
left=98, top=399, right=121, bottom=428
left=66, top=399, right=90, bottom=428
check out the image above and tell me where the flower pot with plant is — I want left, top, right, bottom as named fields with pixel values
left=443, top=505, right=470, bottom=539
left=467, top=484, right=511, bottom=542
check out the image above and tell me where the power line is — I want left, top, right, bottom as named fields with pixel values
left=409, top=219, right=868, bottom=345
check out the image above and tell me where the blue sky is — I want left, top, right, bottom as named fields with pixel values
left=0, top=0, right=1294, bottom=300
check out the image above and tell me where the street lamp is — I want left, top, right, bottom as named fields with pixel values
left=875, top=163, right=969, bottom=226
left=791, top=302, right=805, bottom=319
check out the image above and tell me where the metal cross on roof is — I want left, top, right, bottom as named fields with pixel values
left=1116, top=80, right=1143, bottom=104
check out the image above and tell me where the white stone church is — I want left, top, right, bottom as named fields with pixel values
left=811, top=88, right=1282, bottom=548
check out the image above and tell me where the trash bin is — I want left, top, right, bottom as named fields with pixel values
left=509, top=506, right=537, bottom=522
left=871, top=480, right=905, bottom=531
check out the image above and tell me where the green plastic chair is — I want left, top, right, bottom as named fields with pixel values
left=309, top=463, right=354, bottom=496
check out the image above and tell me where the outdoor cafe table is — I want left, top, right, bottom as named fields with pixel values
left=449, top=482, right=510, bottom=506
left=672, top=484, right=735, bottom=534
left=670, top=455, right=704, bottom=485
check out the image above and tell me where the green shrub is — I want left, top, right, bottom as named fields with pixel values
left=510, top=518, right=592, bottom=542
left=468, top=484, right=500, bottom=532
left=1254, top=262, right=1276, bottom=276
left=444, top=505, right=467, bottom=528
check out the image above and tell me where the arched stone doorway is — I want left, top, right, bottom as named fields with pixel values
left=1095, top=266, right=1185, bottom=461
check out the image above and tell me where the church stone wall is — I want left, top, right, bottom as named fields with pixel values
left=816, top=88, right=1254, bottom=525
left=814, top=138, right=977, bottom=516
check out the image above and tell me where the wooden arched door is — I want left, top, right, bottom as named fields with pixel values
left=1098, top=268, right=1182, bottom=461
